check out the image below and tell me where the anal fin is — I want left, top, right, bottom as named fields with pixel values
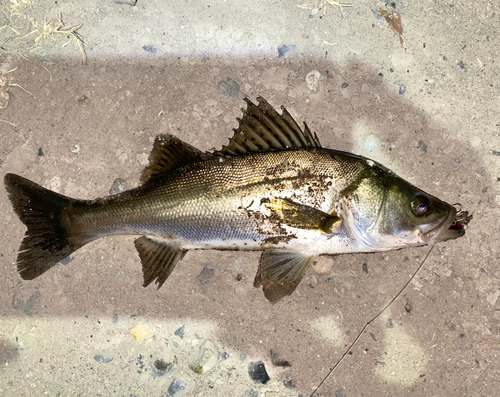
left=134, top=236, right=187, bottom=289
left=254, top=249, right=314, bottom=304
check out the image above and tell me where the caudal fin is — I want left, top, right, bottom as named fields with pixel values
left=4, top=173, right=85, bottom=280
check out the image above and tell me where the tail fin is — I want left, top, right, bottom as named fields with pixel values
left=4, top=173, right=85, bottom=280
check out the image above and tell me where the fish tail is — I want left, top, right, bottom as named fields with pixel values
left=4, top=173, right=85, bottom=280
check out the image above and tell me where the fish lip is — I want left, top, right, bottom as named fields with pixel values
left=421, top=207, right=459, bottom=245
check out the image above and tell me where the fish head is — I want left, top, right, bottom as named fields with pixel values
left=338, top=166, right=471, bottom=250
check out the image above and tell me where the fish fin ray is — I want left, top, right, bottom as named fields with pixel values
left=264, top=197, right=339, bottom=233
left=141, top=134, right=213, bottom=183
left=254, top=249, right=314, bottom=304
left=134, top=236, right=187, bottom=289
left=214, top=97, right=321, bottom=157
left=4, top=173, right=86, bottom=280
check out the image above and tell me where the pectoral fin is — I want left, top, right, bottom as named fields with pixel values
left=134, top=236, right=187, bottom=289
left=263, top=198, right=339, bottom=234
left=254, top=249, right=314, bottom=304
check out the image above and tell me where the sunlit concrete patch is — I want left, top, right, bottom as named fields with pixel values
left=351, top=119, right=381, bottom=154
left=350, top=119, right=406, bottom=176
left=309, top=316, right=344, bottom=346
left=374, top=310, right=428, bottom=386
left=0, top=316, right=289, bottom=396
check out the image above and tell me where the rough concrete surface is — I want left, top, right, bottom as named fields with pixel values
left=0, top=0, right=499, bottom=396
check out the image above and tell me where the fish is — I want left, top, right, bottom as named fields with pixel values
left=4, top=96, right=471, bottom=303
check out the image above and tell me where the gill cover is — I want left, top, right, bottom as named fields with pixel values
left=339, top=166, right=459, bottom=250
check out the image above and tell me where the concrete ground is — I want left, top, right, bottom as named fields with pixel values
left=0, top=0, right=499, bottom=396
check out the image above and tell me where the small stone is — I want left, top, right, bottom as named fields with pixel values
left=175, top=325, right=185, bottom=339
left=197, top=264, right=216, bottom=285
left=94, top=354, right=114, bottom=363
left=341, top=82, right=349, bottom=88
left=418, top=140, right=428, bottom=153
left=487, top=290, right=500, bottom=306
left=216, top=77, right=242, bottom=98
left=241, top=389, right=258, bottom=397
left=277, top=44, right=296, bottom=58
left=143, top=45, right=157, bottom=54
left=37, top=147, right=44, bottom=156
left=248, top=361, right=270, bottom=384
left=77, top=95, right=90, bottom=107
left=188, top=339, right=219, bottom=374
left=362, top=263, right=368, bottom=273
left=166, top=377, right=187, bottom=396
left=283, top=371, right=296, bottom=388
left=136, top=354, right=145, bottom=373
left=69, top=144, right=81, bottom=154
left=385, top=318, right=393, bottom=328
left=49, top=175, right=62, bottom=192
left=311, top=256, right=333, bottom=274
left=109, top=178, right=127, bottom=195
left=398, top=85, right=406, bottom=95
left=151, top=358, right=175, bottom=378
left=306, top=70, right=321, bottom=92
left=129, top=324, right=152, bottom=343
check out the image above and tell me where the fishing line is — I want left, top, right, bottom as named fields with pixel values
left=309, top=246, right=435, bottom=397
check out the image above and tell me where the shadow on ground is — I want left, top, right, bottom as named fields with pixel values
left=0, top=56, right=496, bottom=397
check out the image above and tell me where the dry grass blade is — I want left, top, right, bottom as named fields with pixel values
left=25, top=13, right=86, bottom=63
left=0, top=67, right=34, bottom=109
left=298, top=0, right=352, bottom=21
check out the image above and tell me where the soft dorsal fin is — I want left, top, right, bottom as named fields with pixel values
left=215, top=96, right=321, bottom=156
left=141, top=134, right=213, bottom=184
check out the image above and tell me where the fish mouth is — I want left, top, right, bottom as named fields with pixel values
left=421, top=204, right=472, bottom=245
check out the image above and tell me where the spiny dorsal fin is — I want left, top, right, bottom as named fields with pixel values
left=254, top=249, right=314, bottom=304
left=134, top=236, right=187, bottom=289
left=215, top=96, right=321, bottom=157
left=141, top=134, right=213, bottom=184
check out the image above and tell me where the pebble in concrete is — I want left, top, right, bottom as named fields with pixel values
left=109, top=178, right=127, bottom=194
left=248, top=361, right=270, bottom=384
left=188, top=339, right=218, bottom=374
left=166, top=377, right=187, bottom=396
left=94, top=354, right=114, bottom=363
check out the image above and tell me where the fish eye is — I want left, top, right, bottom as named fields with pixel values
left=411, top=194, right=430, bottom=217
